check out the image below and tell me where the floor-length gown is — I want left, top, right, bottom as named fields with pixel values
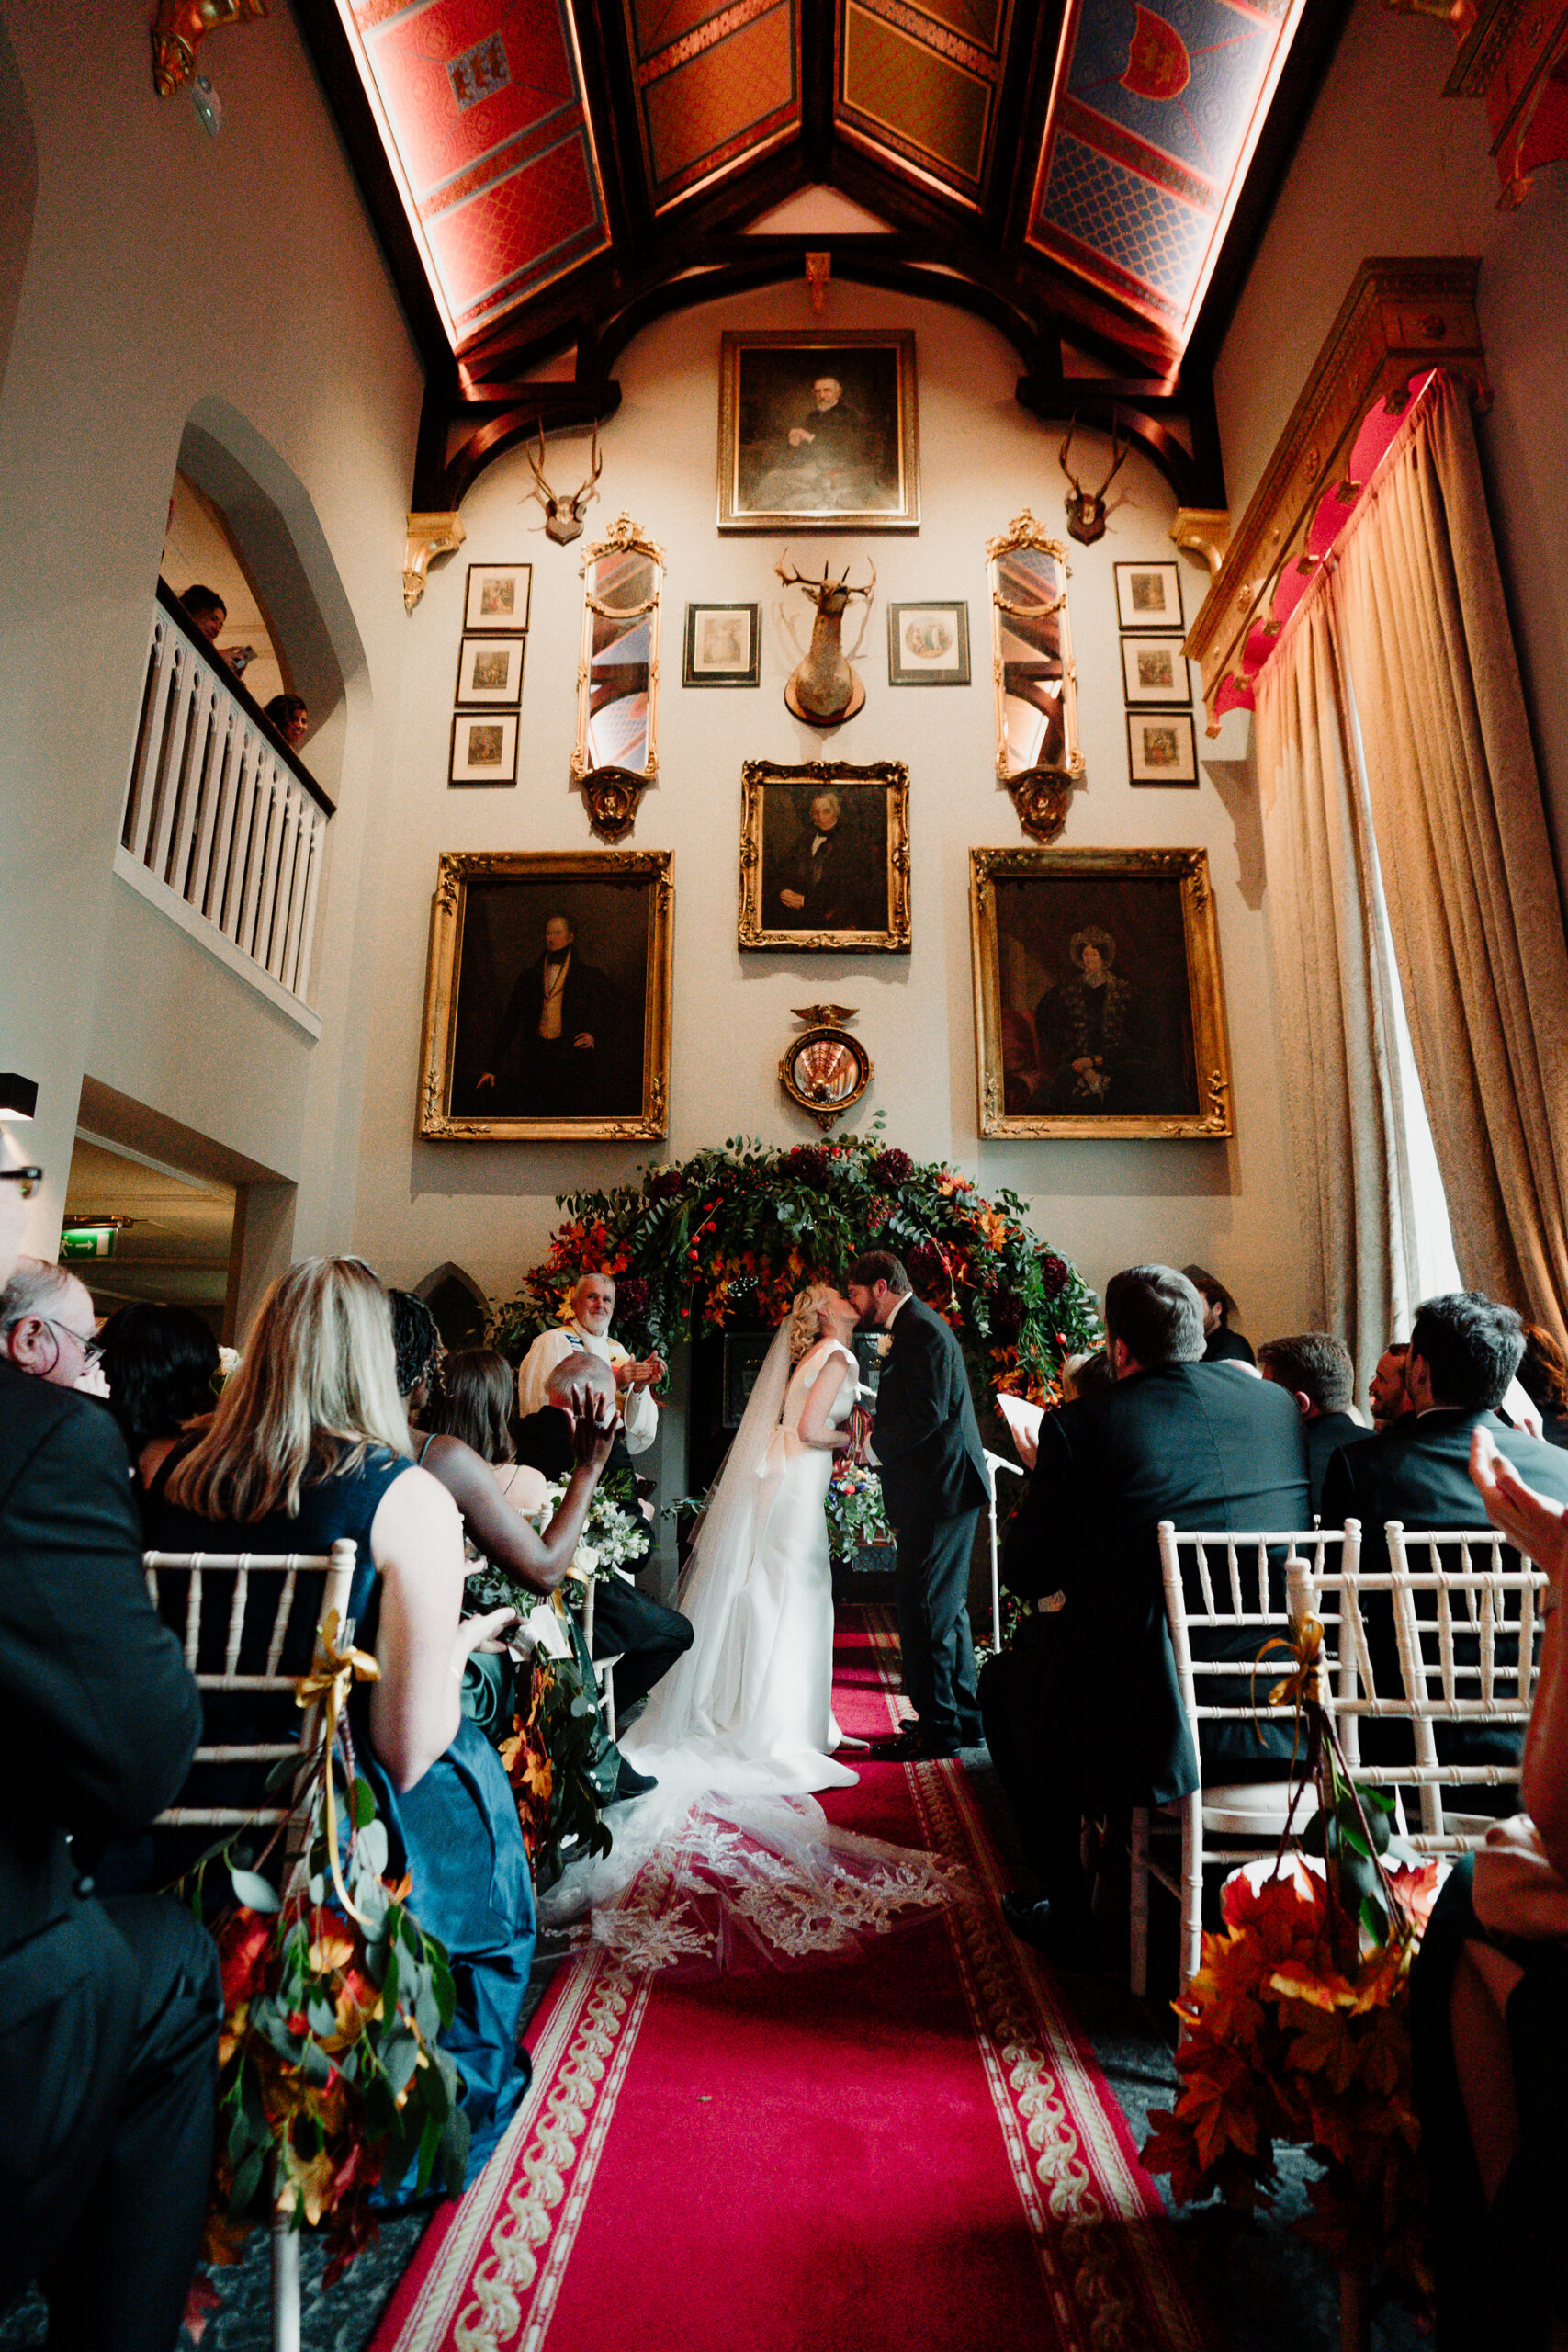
left=626, top=1334, right=858, bottom=1794
left=542, top=1332, right=962, bottom=1973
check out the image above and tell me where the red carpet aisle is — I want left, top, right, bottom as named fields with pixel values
left=371, top=1610, right=1214, bottom=2352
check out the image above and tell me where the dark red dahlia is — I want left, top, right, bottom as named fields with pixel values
left=1038, top=1252, right=1069, bottom=1299
left=991, top=1293, right=1025, bottom=1342
left=646, top=1168, right=685, bottom=1201
left=906, top=1238, right=948, bottom=1295
left=614, top=1275, right=649, bottom=1319
left=785, top=1144, right=830, bottom=1182
left=872, top=1148, right=914, bottom=1187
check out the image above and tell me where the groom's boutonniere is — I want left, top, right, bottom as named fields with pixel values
left=875, top=1333, right=894, bottom=1360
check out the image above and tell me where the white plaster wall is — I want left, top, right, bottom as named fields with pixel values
left=355, top=279, right=1310, bottom=1345
left=1213, top=0, right=1568, bottom=898
left=0, top=9, right=422, bottom=1251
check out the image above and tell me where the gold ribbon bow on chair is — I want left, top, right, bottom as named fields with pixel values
left=1262, top=1611, right=1326, bottom=1714
left=293, top=1610, right=380, bottom=1926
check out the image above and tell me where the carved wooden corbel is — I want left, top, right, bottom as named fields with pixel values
left=150, top=0, right=268, bottom=98
left=403, top=512, right=467, bottom=615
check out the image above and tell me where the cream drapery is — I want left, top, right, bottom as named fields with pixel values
left=1256, top=596, right=1425, bottom=1387
left=1255, top=371, right=1568, bottom=1351
left=1335, top=373, right=1568, bottom=1343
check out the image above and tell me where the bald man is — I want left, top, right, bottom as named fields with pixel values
left=515, top=1272, right=665, bottom=1456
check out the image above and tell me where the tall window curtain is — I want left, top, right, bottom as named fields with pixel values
left=1335, top=372, right=1568, bottom=1342
left=1256, top=370, right=1568, bottom=1352
left=1256, top=596, right=1426, bottom=1385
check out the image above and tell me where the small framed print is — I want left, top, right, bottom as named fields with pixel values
left=887, top=601, right=970, bottom=685
left=1121, top=634, right=1190, bottom=707
left=1127, top=710, right=1198, bottom=786
left=456, top=634, right=525, bottom=707
left=683, top=604, right=760, bottom=687
left=464, top=563, right=532, bottom=632
left=450, top=712, right=519, bottom=787
left=1114, top=561, right=1183, bottom=630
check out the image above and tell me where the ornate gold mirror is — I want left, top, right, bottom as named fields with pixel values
left=572, top=514, right=662, bottom=840
left=987, top=513, right=1082, bottom=842
left=779, top=1005, right=873, bottom=1131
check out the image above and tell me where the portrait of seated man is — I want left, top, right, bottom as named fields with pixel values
left=738, top=349, right=901, bottom=519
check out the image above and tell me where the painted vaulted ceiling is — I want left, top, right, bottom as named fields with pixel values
left=317, top=0, right=1331, bottom=381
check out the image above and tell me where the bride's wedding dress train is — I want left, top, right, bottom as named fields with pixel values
left=538, top=1320, right=962, bottom=1971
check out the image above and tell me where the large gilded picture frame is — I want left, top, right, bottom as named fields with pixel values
left=717, top=330, right=919, bottom=533
left=970, top=847, right=1232, bottom=1139
left=739, top=759, right=911, bottom=953
left=418, top=850, right=672, bottom=1141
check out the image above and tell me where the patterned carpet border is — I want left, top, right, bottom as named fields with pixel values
left=373, top=1608, right=1215, bottom=2352
left=857, top=1606, right=1213, bottom=2352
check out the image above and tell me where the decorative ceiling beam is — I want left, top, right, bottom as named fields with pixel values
left=573, top=0, right=654, bottom=256
left=1185, top=256, right=1488, bottom=729
left=984, top=0, right=1062, bottom=244
left=800, top=0, right=837, bottom=181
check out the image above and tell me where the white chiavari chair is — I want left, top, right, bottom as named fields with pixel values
left=1131, top=1523, right=1351, bottom=1992
left=143, top=1539, right=357, bottom=2352
left=1289, top=1523, right=1543, bottom=1852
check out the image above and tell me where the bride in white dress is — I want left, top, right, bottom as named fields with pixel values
left=542, top=1289, right=961, bottom=1972
left=624, top=1283, right=862, bottom=1795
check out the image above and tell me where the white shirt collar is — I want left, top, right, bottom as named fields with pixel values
left=884, top=1290, right=911, bottom=1330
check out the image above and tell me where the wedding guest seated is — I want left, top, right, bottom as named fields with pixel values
left=1412, top=1429, right=1568, bottom=2349
left=981, top=1265, right=1308, bottom=1966
left=0, top=1256, right=103, bottom=1389
left=1371, top=1338, right=1414, bottom=1430
left=388, top=1297, right=604, bottom=1597
left=142, top=1257, right=541, bottom=2181
left=1059, top=1347, right=1113, bottom=1401
left=1321, top=1295, right=1568, bottom=1585
left=98, top=1299, right=220, bottom=1493
left=1258, top=1330, right=1371, bottom=1511
left=1182, top=1264, right=1256, bottom=1364
left=1517, top=1322, right=1568, bottom=1451
left=0, top=1134, right=220, bottom=2351
left=427, top=1346, right=548, bottom=1512
left=516, top=1272, right=665, bottom=1460
left=1322, top=1293, right=1568, bottom=1794
left=516, top=1354, right=694, bottom=1784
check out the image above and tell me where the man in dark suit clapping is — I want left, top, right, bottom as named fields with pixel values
left=0, top=1133, right=220, bottom=2349
left=982, top=1264, right=1309, bottom=1962
left=848, top=1250, right=990, bottom=1761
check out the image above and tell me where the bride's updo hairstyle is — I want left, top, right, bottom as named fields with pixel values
left=789, top=1283, right=838, bottom=1365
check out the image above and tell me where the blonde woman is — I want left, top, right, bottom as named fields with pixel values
left=142, top=1256, right=615, bottom=2182
left=626, top=1283, right=862, bottom=1792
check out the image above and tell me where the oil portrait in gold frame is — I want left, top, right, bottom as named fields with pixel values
left=969, top=847, right=1232, bottom=1138
left=418, top=850, right=672, bottom=1141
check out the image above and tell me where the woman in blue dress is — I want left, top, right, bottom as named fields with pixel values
left=143, top=1256, right=615, bottom=2180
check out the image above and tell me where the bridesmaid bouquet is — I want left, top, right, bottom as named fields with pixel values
left=826, top=1460, right=892, bottom=1564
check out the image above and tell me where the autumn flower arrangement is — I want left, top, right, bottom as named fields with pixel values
left=1143, top=1608, right=1440, bottom=2312
left=825, top=1459, right=893, bottom=1564
left=488, top=1120, right=1100, bottom=1408
left=190, top=1619, right=468, bottom=2303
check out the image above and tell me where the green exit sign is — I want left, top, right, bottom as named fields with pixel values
left=61, top=1226, right=117, bottom=1261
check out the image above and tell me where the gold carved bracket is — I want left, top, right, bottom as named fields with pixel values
left=1185, top=258, right=1489, bottom=734
left=151, top=0, right=267, bottom=96
left=403, top=511, right=467, bottom=615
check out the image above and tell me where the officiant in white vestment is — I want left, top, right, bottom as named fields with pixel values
left=515, top=1272, right=666, bottom=1456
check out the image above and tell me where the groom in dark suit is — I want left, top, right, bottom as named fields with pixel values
left=848, top=1250, right=990, bottom=1760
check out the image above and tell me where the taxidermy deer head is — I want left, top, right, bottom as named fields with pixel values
left=1058, top=420, right=1130, bottom=547
left=775, top=551, right=876, bottom=727
left=525, top=424, right=603, bottom=545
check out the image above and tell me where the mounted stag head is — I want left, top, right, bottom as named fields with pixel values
left=1058, top=420, right=1130, bottom=546
left=775, top=551, right=876, bottom=727
left=525, top=424, right=603, bottom=545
